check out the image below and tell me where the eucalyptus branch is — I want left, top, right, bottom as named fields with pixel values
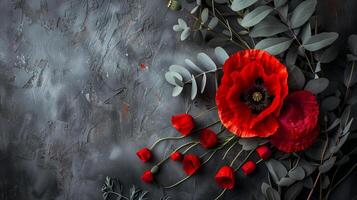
left=184, top=67, right=222, bottom=85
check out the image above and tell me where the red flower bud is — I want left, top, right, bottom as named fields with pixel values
left=256, top=145, right=272, bottom=160
left=199, top=128, right=218, bottom=149
left=215, top=166, right=235, bottom=189
left=241, top=160, right=256, bottom=175
left=141, top=170, right=154, bottom=183
left=171, top=114, right=195, bottom=136
left=136, top=148, right=152, bottom=162
left=170, top=152, right=183, bottom=161
left=182, top=154, right=201, bottom=175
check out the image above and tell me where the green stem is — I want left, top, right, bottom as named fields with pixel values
left=213, top=189, right=227, bottom=200
left=234, top=149, right=255, bottom=171
left=150, top=135, right=185, bottom=150
left=163, top=136, right=235, bottom=189
left=156, top=141, right=197, bottom=166
left=229, top=148, right=244, bottom=167
left=222, top=140, right=238, bottom=160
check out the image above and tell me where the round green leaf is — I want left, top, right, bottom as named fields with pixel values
left=169, top=65, right=192, bottom=81
left=304, top=78, right=329, bottom=94
left=165, top=71, right=183, bottom=86
left=197, top=52, right=217, bottom=70
left=290, top=0, right=317, bottom=29
left=303, top=32, right=339, bottom=52
left=231, top=0, right=258, bottom=11
left=240, top=6, right=273, bottom=28
left=250, top=17, right=288, bottom=38
left=255, top=37, right=293, bottom=55
left=214, top=47, right=229, bottom=65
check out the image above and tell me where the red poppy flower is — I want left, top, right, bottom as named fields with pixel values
left=141, top=170, right=154, bottom=183
left=270, top=91, right=320, bottom=153
left=216, top=49, right=288, bottom=138
left=170, top=152, right=183, bottom=161
left=199, top=129, right=218, bottom=149
left=182, top=154, right=201, bottom=175
left=256, top=145, right=272, bottom=160
left=136, top=147, right=152, bottom=162
left=241, top=160, right=256, bottom=175
left=215, top=166, right=235, bottom=189
left=171, top=114, right=195, bottom=136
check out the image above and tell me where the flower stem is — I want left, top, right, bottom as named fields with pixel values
left=222, top=140, right=238, bottom=160
left=156, top=141, right=198, bottom=166
left=213, top=188, right=227, bottom=200
left=234, top=149, right=255, bottom=171
left=229, top=148, right=244, bottom=167
left=163, top=136, right=235, bottom=189
left=150, top=120, right=221, bottom=150
left=150, top=135, right=185, bottom=150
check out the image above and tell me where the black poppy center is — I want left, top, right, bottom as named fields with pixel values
left=240, top=77, right=274, bottom=114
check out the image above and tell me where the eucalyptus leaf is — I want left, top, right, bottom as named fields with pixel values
left=201, top=73, right=207, bottom=93
left=288, top=166, right=305, bottom=181
left=240, top=6, right=273, bottom=28
left=348, top=34, right=357, bottom=55
left=172, top=86, right=183, bottom=97
left=214, top=47, right=229, bottom=65
left=266, top=187, right=281, bottom=200
left=261, top=182, right=271, bottom=196
left=185, top=59, right=204, bottom=73
left=300, top=23, right=311, bottom=44
left=319, top=45, right=339, bottom=63
left=344, top=62, right=357, bottom=87
left=325, top=118, right=340, bottom=132
left=165, top=71, right=183, bottom=86
left=321, top=96, right=340, bottom=111
left=197, top=52, right=217, bottom=70
left=231, top=0, right=258, bottom=11
left=178, top=18, right=188, bottom=28
left=288, top=65, right=305, bottom=89
left=250, top=16, right=288, bottom=37
left=290, top=0, right=317, bottom=29
left=304, top=78, right=329, bottom=94
left=255, top=37, right=293, bottom=55
left=173, top=25, right=183, bottom=32
left=266, top=159, right=288, bottom=184
left=278, top=177, right=295, bottom=187
left=180, top=28, right=191, bottom=41
left=190, top=6, right=199, bottom=14
left=208, top=17, right=219, bottom=30
left=299, top=159, right=316, bottom=176
left=169, top=65, right=192, bottom=81
left=284, top=182, right=303, bottom=200
left=286, top=47, right=298, bottom=65
left=201, top=8, right=209, bottom=24
left=303, top=32, right=339, bottom=51
left=274, top=0, right=287, bottom=7
left=319, top=156, right=336, bottom=173
left=277, top=5, right=288, bottom=22
left=191, top=75, right=198, bottom=100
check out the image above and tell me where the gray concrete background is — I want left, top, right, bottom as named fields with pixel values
left=0, top=0, right=356, bottom=200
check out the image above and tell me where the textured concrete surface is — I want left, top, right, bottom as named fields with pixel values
left=0, top=0, right=356, bottom=200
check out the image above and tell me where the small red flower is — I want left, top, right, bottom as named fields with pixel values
left=256, top=145, right=272, bottom=160
left=270, top=91, right=320, bottom=153
left=215, top=166, right=235, bottom=189
left=136, top=148, right=152, bottom=162
left=182, top=154, right=201, bottom=175
left=199, top=129, right=218, bottom=149
left=216, top=50, right=288, bottom=138
left=141, top=170, right=154, bottom=183
left=171, top=114, right=195, bottom=136
left=170, top=152, right=183, bottom=161
left=241, top=160, right=256, bottom=175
